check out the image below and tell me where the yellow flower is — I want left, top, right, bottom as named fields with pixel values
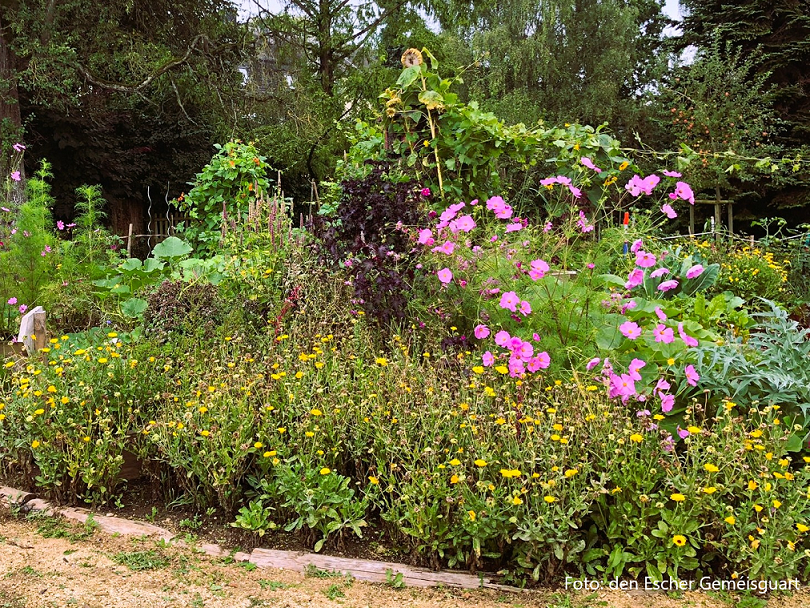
left=495, top=365, right=509, bottom=375
left=511, top=496, right=523, bottom=505
left=619, top=161, right=630, bottom=171
left=449, top=458, right=461, bottom=466
left=450, top=474, right=460, bottom=484
left=474, top=459, right=487, bottom=467
left=773, top=500, right=782, bottom=509
left=200, top=430, right=210, bottom=437
left=672, top=535, right=686, bottom=547
left=320, top=467, right=331, bottom=475
left=702, top=487, right=717, bottom=494
left=375, top=357, right=388, bottom=366
left=564, top=469, right=579, bottom=478
left=748, top=480, right=758, bottom=491
left=500, top=469, right=521, bottom=478
left=704, top=464, right=719, bottom=472
left=544, top=495, right=557, bottom=503
left=369, top=476, right=379, bottom=485
left=472, top=366, right=484, bottom=374
left=796, top=523, right=809, bottom=533
left=725, top=516, right=736, bottom=525
left=310, top=409, right=323, bottom=416
left=753, top=504, right=763, bottom=513
left=254, top=442, right=263, bottom=449
left=277, top=427, right=286, bottom=434
left=687, top=426, right=701, bottom=434
left=629, top=434, right=643, bottom=443
left=495, top=417, right=506, bottom=425
left=468, top=510, right=476, bottom=521
left=671, top=493, right=686, bottom=502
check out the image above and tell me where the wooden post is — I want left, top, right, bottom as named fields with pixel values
left=727, top=203, right=734, bottom=235
left=126, top=223, right=133, bottom=256
left=32, top=310, right=46, bottom=352
left=714, top=185, right=722, bottom=241
left=689, top=205, right=695, bottom=236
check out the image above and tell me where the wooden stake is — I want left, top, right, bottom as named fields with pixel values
left=127, top=223, right=133, bottom=256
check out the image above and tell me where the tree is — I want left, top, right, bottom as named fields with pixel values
left=677, top=0, right=810, bottom=208
left=428, top=0, right=672, bottom=131
left=0, top=0, right=248, bottom=230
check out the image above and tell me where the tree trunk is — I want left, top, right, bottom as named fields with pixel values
left=0, top=11, right=26, bottom=202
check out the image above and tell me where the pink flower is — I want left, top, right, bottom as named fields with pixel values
left=440, top=207, right=458, bottom=224
left=625, top=268, right=645, bottom=290
left=663, top=170, right=682, bottom=178
left=11, top=171, right=21, bottom=182
left=495, top=205, right=513, bottom=219
left=7, top=297, right=17, bottom=305
left=610, top=373, right=637, bottom=399
left=12, top=143, right=25, bottom=152
left=661, top=203, right=677, bottom=219
left=19, top=304, right=27, bottom=313
left=494, top=330, right=511, bottom=347
left=685, top=264, right=704, bottom=279
left=581, top=157, right=602, bottom=173
left=474, top=324, right=490, bottom=340
left=508, top=337, right=524, bottom=352
left=532, top=333, right=541, bottom=342
left=437, top=268, right=453, bottom=284
left=650, top=268, right=670, bottom=278
left=641, top=174, right=660, bottom=194
left=529, top=259, right=549, bottom=280
left=586, top=357, right=601, bottom=371
left=628, top=358, right=646, bottom=381
left=657, top=279, right=679, bottom=292
left=543, top=221, right=553, bottom=233
left=540, top=176, right=558, bottom=187
left=519, top=300, right=532, bottom=316
left=482, top=351, right=495, bottom=367
left=678, top=427, right=690, bottom=439
left=653, top=324, right=675, bottom=344
left=56, top=220, right=65, bottom=231
left=517, top=341, right=534, bottom=361
left=670, top=181, right=695, bottom=204
left=455, top=215, right=476, bottom=232
left=528, top=351, right=550, bottom=371
left=678, top=323, right=698, bottom=347
left=505, top=222, right=523, bottom=233
left=577, top=210, right=593, bottom=232
left=685, top=364, right=700, bottom=387
left=635, top=250, right=657, bottom=268
left=660, top=393, right=675, bottom=413
left=655, top=378, right=671, bottom=393
left=470, top=199, right=478, bottom=205
left=654, top=306, right=667, bottom=321
left=619, top=321, right=642, bottom=340
left=556, top=175, right=572, bottom=186
left=499, top=291, right=520, bottom=312
left=432, top=241, right=455, bottom=255
left=508, top=357, right=526, bottom=377
left=630, top=239, right=644, bottom=254
left=569, top=185, right=583, bottom=199
left=421, top=187, right=431, bottom=197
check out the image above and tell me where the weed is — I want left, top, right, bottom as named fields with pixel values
left=257, top=579, right=288, bottom=591
left=385, top=568, right=406, bottom=589
left=112, top=549, right=170, bottom=571
left=304, top=564, right=342, bottom=579
left=323, top=583, right=345, bottom=600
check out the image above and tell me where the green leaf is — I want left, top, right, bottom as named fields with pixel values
left=120, top=298, right=148, bottom=319
left=396, top=65, right=421, bottom=89
left=418, top=90, right=443, bottom=110
left=152, top=236, right=193, bottom=258
left=121, top=258, right=142, bottom=271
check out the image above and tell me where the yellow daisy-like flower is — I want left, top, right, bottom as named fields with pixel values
left=672, top=535, right=686, bottom=547
left=748, top=480, right=758, bottom=491
left=474, top=459, right=487, bottom=467
left=449, top=458, right=461, bottom=466
left=773, top=500, right=782, bottom=509
left=375, top=357, right=388, bottom=366
left=564, top=469, right=579, bottom=478
left=629, top=434, right=643, bottom=443
left=320, top=467, right=331, bottom=475
left=753, top=504, right=763, bottom=513
left=671, top=493, right=686, bottom=502
left=704, top=463, right=719, bottom=472
left=450, top=474, right=460, bottom=484
left=468, top=510, right=476, bottom=521
left=511, top=496, right=523, bottom=505
left=369, top=476, right=379, bottom=485
left=254, top=442, right=263, bottom=449
left=544, top=495, right=557, bottom=503
left=725, top=516, right=736, bottom=525
left=31, top=440, right=40, bottom=449
left=702, top=487, right=717, bottom=494
left=796, top=523, right=809, bottom=533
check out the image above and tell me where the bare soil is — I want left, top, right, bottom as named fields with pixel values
left=2, top=511, right=810, bottom=608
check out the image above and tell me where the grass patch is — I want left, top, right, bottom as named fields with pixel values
left=112, top=549, right=170, bottom=571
